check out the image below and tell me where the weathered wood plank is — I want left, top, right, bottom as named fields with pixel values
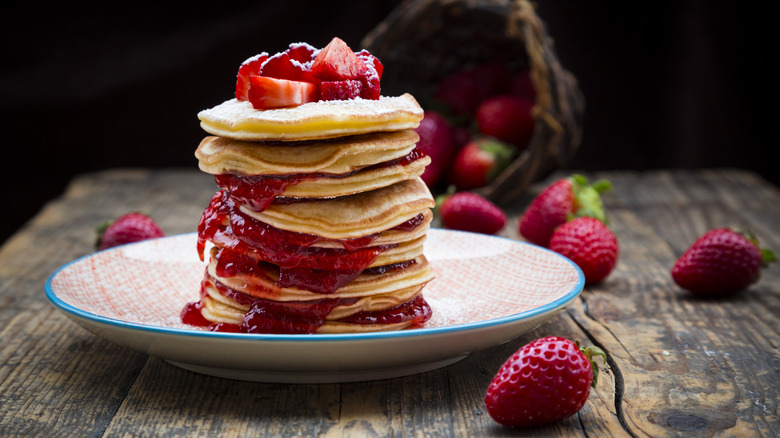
left=568, top=169, right=780, bottom=437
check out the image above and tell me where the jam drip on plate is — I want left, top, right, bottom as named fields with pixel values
left=180, top=274, right=431, bottom=334
left=215, top=146, right=426, bottom=212
left=197, top=190, right=424, bottom=294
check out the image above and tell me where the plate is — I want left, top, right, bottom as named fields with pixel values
left=45, top=229, right=584, bottom=383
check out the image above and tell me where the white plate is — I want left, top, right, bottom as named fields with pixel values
left=46, top=230, right=584, bottom=383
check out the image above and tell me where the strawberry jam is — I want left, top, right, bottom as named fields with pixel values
left=197, top=190, right=424, bottom=295
left=180, top=301, right=212, bottom=327
left=182, top=274, right=431, bottom=334
left=340, top=295, right=432, bottom=326
left=215, top=146, right=426, bottom=212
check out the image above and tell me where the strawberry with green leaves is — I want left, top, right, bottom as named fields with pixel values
left=519, top=174, right=612, bottom=248
left=485, top=336, right=607, bottom=428
left=671, top=227, right=775, bottom=297
left=448, top=136, right=516, bottom=190
left=549, top=216, right=619, bottom=285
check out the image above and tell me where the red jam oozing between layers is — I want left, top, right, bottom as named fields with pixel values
left=180, top=274, right=431, bottom=334
left=214, top=146, right=426, bottom=212
left=197, top=190, right=424, bottom=294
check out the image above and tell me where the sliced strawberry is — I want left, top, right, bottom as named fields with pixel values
left=247, top=76, right=318, bottom=110
left=260, top=51, right=317, bottom=83
left=356, top=49, right=383, bottom=79
left=311, top=37, right=368, bottom=81
left=320, top=80, right=362, bottom=101
left=235, top=52, right=269, bottom=101
left=355, top=50, right=382, bottom=100
left=286, top=42, right=318, bottom=63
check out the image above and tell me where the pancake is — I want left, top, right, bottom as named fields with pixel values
left=198, top=94, right=424, bottom=141
left=202, top=195, right=432, bottom=251
left=208, top=253, right=435, bottom=302
left=201, top=274, right=425, bottom=322
left=197, top=189, right=433, bottom=257
left=279, top=156, right=429, bottom=199
left=230, top=234, right=428, bottom=270
left=208, top=153, right=430, bottom=203
left=196, top=130, right=420, bottom=175
left=310, top=209, right=432, bottom=249
left=198, top=267, right=432, bottom=334
left=246, top=177, right=435, bottom=240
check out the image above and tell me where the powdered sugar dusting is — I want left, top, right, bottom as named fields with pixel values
left=289, top=41, right=319, bottom=55
left=198, top=94, right=423, bottom=125
left=241, top=52, right=269, bottom=66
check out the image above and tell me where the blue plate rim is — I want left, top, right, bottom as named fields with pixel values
left=45, top=230, right=585, bottom=343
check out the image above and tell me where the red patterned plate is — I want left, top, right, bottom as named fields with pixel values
left=46, top=229, right=583, bottom=383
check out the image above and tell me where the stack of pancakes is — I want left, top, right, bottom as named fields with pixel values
left=185, top=93, right=436, bottom=334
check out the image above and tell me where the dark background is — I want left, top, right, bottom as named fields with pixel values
left=1, top=1, right=773, bottom=246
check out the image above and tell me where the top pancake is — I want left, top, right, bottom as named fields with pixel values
left=198, top=94, right=424, bottom=141
left=196, top=129, right=419, bottom=175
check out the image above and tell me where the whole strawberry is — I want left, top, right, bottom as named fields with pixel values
left=671, top=227, right=775, bottom=297
left=549, top=217, right=618, bottom=285
left=448, top=137, right=516, bottom=190
left=438, top=192, right=506, bottom=235
left=96, top=212, right=165, bottom=250
left=519, top=174, right=612, bottom=248
left=415, top=111, right=456, bottom=188
left=475, top=95, right=535, bottom=150
left=485, top=336, right=606, bottom=428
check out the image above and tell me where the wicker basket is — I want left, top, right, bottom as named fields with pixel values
left=361, top=0, right=584, bottom=205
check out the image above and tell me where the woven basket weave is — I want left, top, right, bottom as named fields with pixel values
left=362, top=0, right=584, bottom=204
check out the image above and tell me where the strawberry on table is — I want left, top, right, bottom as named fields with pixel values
left=485, top=336, right=607, bottom=428
left=448, top=136, right=516, bottom=190
left=96, top=212, right=164, bottom=251
left=671, top=227, right=776, bottom=297
left=519, top=174, right=612, bottom=248
left=549, top=216, right=619, bottom=285
left=415, top=111, right=456, bottom=188
left=437, top=191, right=506, bottom=235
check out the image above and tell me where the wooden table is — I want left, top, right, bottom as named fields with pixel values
left=1, top=168, right=778, bottom=437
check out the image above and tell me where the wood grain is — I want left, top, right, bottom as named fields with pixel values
left=1, top=168, right=778, bottom=437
